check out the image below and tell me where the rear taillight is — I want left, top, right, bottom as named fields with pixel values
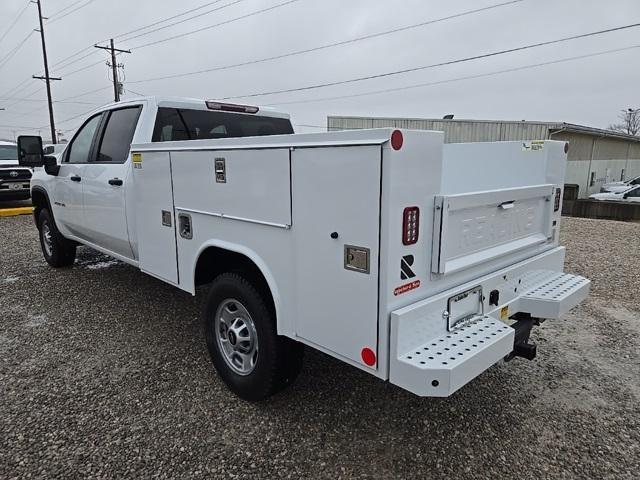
left=402, top=206, right=420, bottom=245
left=554, top=188, right=562, bottom=212
left=205, top=101, right=259, bottom=114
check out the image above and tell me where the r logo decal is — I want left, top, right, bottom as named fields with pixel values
left=400, top=255, right=416, bottom=280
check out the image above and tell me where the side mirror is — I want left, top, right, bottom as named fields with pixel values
left=43, top=156, right=60, bottom=176
left=17, top=135, right=44, bottom=167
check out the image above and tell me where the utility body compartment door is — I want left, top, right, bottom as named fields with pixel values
left=432, top=184, right=555, bottom=275
left=291, top=146, right=381, bottom=367
left=132, top=151, right=178, bottom=284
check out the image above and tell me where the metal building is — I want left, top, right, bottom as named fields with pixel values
left=327, top=116, right=640, bottom=198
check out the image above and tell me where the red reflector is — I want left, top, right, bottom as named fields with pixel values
left=205, top=101, right=259, bottom=114
left=402, top=206, right=420, bottom=245
left=564, top=142, right=569, bottom=154
left=391, top=130, right=403, bottom=150
left=554, top=187, right=562, bottom=212
left=361, top=347, right=376, bottom=366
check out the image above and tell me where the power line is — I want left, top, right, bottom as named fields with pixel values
left=127, top=0, right=523, bottom=85
left=113, top=0, right=234, bottom=41
left=46, top=0, right=98, bottom=25
left=46, top=0, right=89, bottom=19
left=131, top=0, right=302, bottom=49
left=119, top=0, right=244, bottom=43
left=0, top=31, right=34, bottom=70
left=57, top=85, right=111, bottom=102
left=0, top=0, right=31, bottom=44
left=221, top=22, right=640, bottom=100
left=41, top=0, right=244, bottom=74
left=266, top=44, right=640, bottom=107
left=42, top=0, right=300, bottom=91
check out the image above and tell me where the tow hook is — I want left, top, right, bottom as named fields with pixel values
left=505, top=313, right=541, bottom=361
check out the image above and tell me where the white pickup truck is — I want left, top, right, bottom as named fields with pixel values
left=0, top=140, right=32, bottom=201
left=18, top=96, right=590, bottom=401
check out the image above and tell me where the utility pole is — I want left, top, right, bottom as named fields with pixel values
left=95, top=39, right=131, bottom=102
left=32, top=0, right=60, bottom=144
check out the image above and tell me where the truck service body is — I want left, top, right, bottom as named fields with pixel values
left=22, top=96, right=590, bottom=400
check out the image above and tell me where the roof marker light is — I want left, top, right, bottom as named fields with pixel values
left=205, top=101, right=259, bottom=114
left=391, top=130, right=403, bottom=150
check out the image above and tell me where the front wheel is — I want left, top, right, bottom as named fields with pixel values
left=38, top=208, right=76, bottom=267
left=204, top=273, right=303, bottom=401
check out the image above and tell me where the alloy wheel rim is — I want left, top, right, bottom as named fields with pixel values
left=41, top=221, right=53, bottom=257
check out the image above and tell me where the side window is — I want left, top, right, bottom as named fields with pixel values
left=66, top=114, right=102, bottom=163
left=152, top=108, right=189, bottom=142
left=626, top=187, right=640, bottom=198
left=96, top=107, right=142, bottom=163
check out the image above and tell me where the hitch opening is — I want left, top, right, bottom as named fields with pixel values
left=505, top=312, right=541, bottom=361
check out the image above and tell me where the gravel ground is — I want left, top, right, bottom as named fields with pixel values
left=1, top=215, right=639, bottom=479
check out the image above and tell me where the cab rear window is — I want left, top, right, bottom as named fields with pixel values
left=152, top=108, right=293, bottom=142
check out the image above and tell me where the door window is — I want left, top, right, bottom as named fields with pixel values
left=96, top=107, right=142, bottom=163
left=66, top=114, right=102, bottom=163
left=626, top=187, right=640, bottom=198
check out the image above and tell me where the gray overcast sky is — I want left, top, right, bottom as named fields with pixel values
left=0, top=0, right=638, bottom=140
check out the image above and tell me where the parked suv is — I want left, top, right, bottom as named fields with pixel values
left=0, top=140, right=32, bottom=201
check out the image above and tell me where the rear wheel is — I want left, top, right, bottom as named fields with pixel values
left=204, top=272, right=303, bottom=401
left=38, top=208, right=76, bottom=267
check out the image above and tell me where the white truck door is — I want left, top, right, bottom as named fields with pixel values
left=131, top=150, right=178, bottom=284
left=292, top=146, right=381, bottom=368
left=81, top=106, right=142, bottom=259
left=51, top=113, right=103, bottom=239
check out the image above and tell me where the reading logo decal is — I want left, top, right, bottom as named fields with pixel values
left=400, top=255, right=416, bottom=280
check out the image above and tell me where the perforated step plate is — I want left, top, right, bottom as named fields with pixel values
left=519, top=272, right=590, bottom=319
left=394, top=316, right=514, bottom=397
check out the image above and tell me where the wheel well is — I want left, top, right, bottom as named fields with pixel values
left=195, top=247, right=276, bottom=316
left=31, top=189, right=49, bottom=226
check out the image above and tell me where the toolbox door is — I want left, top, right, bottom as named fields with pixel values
left=131, top=151, right=179, bottom=284
left=291, top=146, right=381, bottom=368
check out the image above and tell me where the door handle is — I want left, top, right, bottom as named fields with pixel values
left=108, top=178, right=123, bottom=186
left=70, top=175, right=81, bottom=182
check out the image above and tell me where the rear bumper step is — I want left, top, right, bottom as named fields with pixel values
left=519, top=272, right=590, bottom=318
left=395, top=316, right=514, bottom=397
left=389, top=268, right=590, bottom=397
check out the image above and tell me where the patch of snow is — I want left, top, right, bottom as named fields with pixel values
left=24, top=314, right=47, bottom=328
left=85, top=260, right=120, bottom=270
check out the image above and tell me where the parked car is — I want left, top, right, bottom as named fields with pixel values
left=600, top=174, right=640, bottom=193
left=590, top=184, right=640, bottom=202
left=0, top=140, right=32, bottom=201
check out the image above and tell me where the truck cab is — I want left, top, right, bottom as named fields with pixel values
left=29, top=96, right=294, bottom=263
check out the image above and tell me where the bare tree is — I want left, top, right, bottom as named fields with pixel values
left=609, top=108, right=640, bottom=136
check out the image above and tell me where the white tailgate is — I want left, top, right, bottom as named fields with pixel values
left=432, top=184, right=554, bottom=275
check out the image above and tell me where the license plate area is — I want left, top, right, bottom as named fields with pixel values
left=447, top=286, right=483, bottom=331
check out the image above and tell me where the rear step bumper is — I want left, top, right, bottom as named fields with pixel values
left=389, top=260, right=590, bottom=397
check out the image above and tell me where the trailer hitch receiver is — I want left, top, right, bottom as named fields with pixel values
left=505, top=313, right=539, bottom=361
